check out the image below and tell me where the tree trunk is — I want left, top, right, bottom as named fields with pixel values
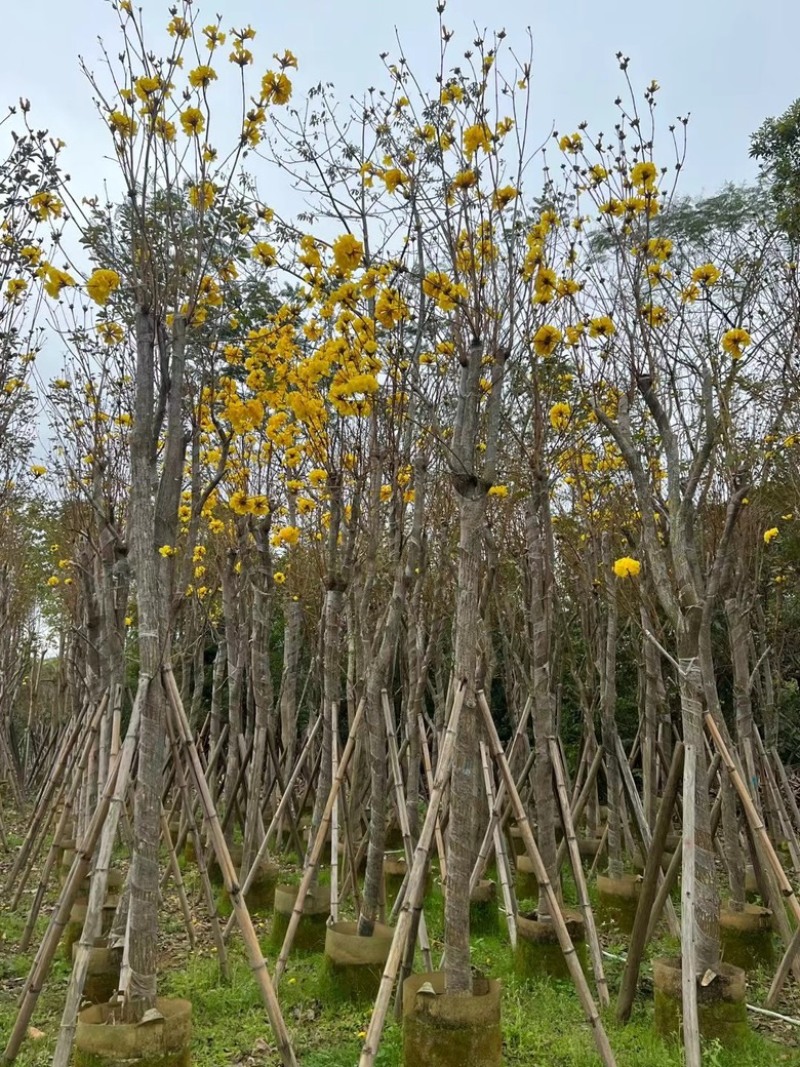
left=444, top=490, right=485, bottom=993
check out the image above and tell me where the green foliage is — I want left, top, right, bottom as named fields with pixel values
left=751, top=99, right=800, bottom=242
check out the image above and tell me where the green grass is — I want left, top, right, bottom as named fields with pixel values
left=1, top=838, right=799, bottom=1066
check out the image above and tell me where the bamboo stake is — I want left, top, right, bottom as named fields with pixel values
left=479, top=740, right=516, bottom=946
left=705, top=714, right=800, bottom=1005
left=165, top=702, right=229, bottom=979
left=768, top=921, right=800, bottom=1010
left=2, top=692, right=133, bottom=1066
left=50, top=694, right=144, bottom=1067
left=617, top=742, right=684, bottom=1023
left=418, top=713, right=447, bottom=883
left=477, top=691, right=616, bottom=1067
left=357, top=683, right=465, bottom=1067
left=705, top=713, right=800, bottom=919
left=614, top=735, right=680, bottom=937
left=680, top=742, right=701, bottom=1067
left=470, top=698, right=534, bottom=888
left=5, top=697, right=105, bottom=898
left=163, top=667, right=297, bottom=1067
left=274, top=697, right=366, bottom=984
left=769, top=745, right=800, bottom=837
left=381, top=690, right=432, bottom=973
left=19, top=728, right=98, bottom=949
left=555, top=743, right=605, bottom=872
left=752, top=732, right=800, bottom=874
left=330, top=716, right=340, bottom=923
left=549, top=736, right=609, bottom=1008
left=160, top=806, right=196, bottom=949
left=221, top=714, right=323, bottom=942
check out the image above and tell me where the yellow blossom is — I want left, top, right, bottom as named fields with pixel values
left=86, top=268, right=121, bottom=306
left=41, top=264, right=77, bottom=299
left=533, top=324, right=563, bottom=358
left=159, top=544, right=176, bottom=557
left=630, top=161, right=658, bottom=190
left=331, top=234, right=363, bottom=274
left=29, top=191, right=63, bottom=220
left=763, top=527, right=779, bottom=544
left=262, top=71, right=292, bottom=105
left=189, top=65, right=217, bottom=89
left=549, top=402, right=572, bottom=431
left=721, top=328, right=752, bottom=359
left=588, top=316, right=616, bottom=339
left=189, top=181, right=216, bottom=210
left=180, top=108, right=205, bottom=136
left=558, top=133, right=583, bottom=154
left=488, top=485, right=509, bottom=498
left=691, top=263, right=721, bottom=286
left=647, top=237, right=673, bottom=262
left=463, top=124, right=492, bottom=157
left=613, top=557, right=641, bottom=579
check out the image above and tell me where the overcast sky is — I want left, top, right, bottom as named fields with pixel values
left=2, top=0, right=799, bottom=215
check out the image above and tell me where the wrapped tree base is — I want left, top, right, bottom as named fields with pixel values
left=596, top=873, right=641, bottom=935
left=744, top=866, right=760, bottom=901
left=507, top=826, right=526, bottom=861
left=74, top=998, right=192, bottom=1067
left=270, top=883, right=330, bottom=953
left=209, top=842, right=242, bottom=887
left=64, top=873, right=121, bottom=965
left=514, top=910, right=587, bottom=981
left=720, top=904, right=775, bottom=972
left=469, top=879, right=499, bottom=936
left=216, top=855, right=279, bottom=916
left=323, top=921, right=392, bottom=1001
left=384, top=853, right=430, bottom=907
left=514, top=855, right=537, bottom=902
left=653, top=957, right=748, bottom=1047
left=576, top=837, right=604, bottom=861
left=71, top=939, right=122, bottom=1004
left=402, top=972, right=502, bottom=1067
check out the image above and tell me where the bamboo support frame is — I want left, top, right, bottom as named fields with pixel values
left=479, top=740, right=517, bottom=946
left=357, top=682, right=466, bottom=1067
left=617, top=741, right=684, bottom=1023
left=163, top=666, right=297, bottom=1067
left=549, top=735, right=609, bottom=1008
left=50, top=694, right=144, bottom=1067
left=381, top=690, right=432, bottom=972
left=477, top=691, right=617, bottom=1067
left=2, top=691, right=133, bottom=1066
left=222, top=714, right=323, bottom=942
left=274, top=698, right=366, bottom=983
left=680, top=742, right=701, bottom=1067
